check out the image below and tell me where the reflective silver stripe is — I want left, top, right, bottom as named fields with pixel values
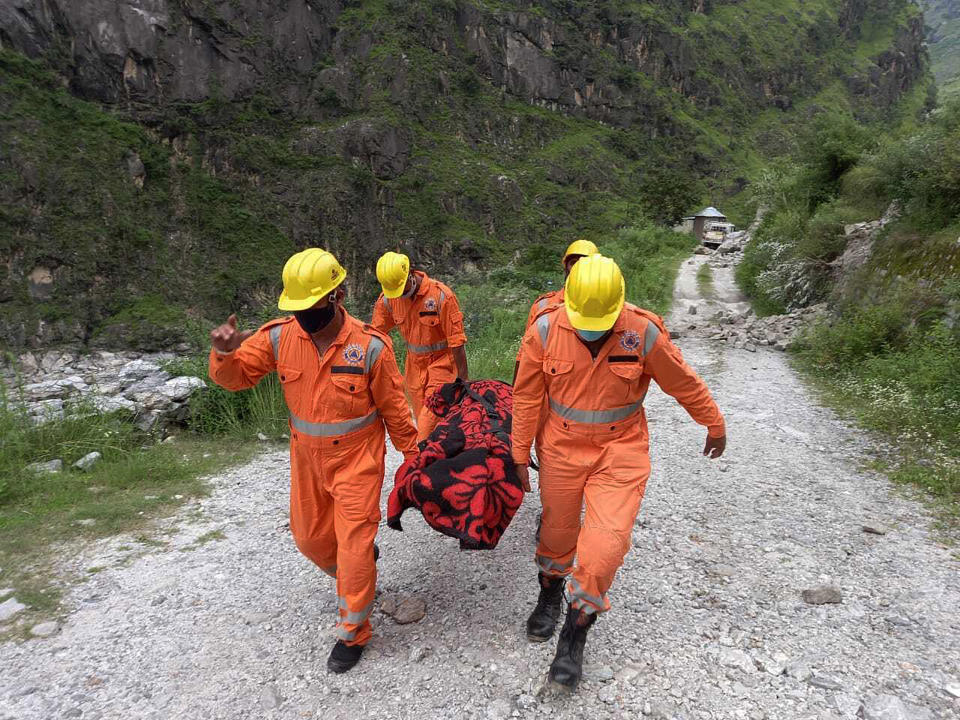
left=439, top=290, right=445, bottom=307
left=366, top=337, right=385, bottom=372
left=289, top=409, right=379, bottom=437
left=269, top=325, right=282, bottom=359
left=537, top=298, right=548, bottom=311
left=336, top=626, right=358, bottom=641
left=536, top=554, right=573, bottom=574
left=548, top=398, right=642, bottom=425
left=643, top=322, right=661, bottom=355
left=381, top=296, right=389, bottom=309
left=536, top=314, right=551, bottom=346
left=407, top=340, right=448, bottom=354
left=343, top=601, right=374, bottom=625
left=567, top=576, right=605, bottom=612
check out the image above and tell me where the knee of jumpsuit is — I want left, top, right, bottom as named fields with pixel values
left=533, top=425, right=598, bottom=579
left=404, top=358, right=425, bottom=412
left=535, top=503, right=582, bottom=579
left=288, top=440, right=338, bottom=576
left=315, top=426, right=386, bottom=647
left=416, top=403, right=440, bottom=442
left=292, top=533, right=338, bottom=577
left=567, top=463, right=649, bottom=615
left=333, top=514, right=379, bottom=647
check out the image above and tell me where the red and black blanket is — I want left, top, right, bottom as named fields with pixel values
left=387, top=379, right=524, bottom=550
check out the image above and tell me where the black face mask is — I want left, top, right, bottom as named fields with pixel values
left=294, top=302, right=336, bottom=334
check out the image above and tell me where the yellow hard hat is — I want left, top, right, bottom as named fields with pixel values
left=376, top=251, right=410, bottom=299
left=278, top=248, right=346, bottom=311
left=564, top=255, right=625, bottom=332
left=562, top=239, right=599, bottom=262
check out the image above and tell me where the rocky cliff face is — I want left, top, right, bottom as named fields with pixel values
left=922, top=0, right=960, bottom=96
left=0, top=0, right=931, bottom=350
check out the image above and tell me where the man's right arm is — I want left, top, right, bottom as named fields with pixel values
left=510, top=324, right=547, bottom=468
left=371, top=295, right=396, bottom=335
left=208, top=321, right=279, bottom=391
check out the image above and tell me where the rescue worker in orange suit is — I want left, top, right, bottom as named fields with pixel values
left=515, top=239, right=599, bottom=386
left=524, top=239, right=599, bottom=331
left=371, top=252, right=468, bottom=442
left=511, top=255, right=727, bottom=689
left=208, top=249, right=418, bottom=674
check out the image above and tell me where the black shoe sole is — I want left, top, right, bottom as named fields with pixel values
left=527, top=631, right=555, bottom=643
left=327, top=657, right=361, bottom=674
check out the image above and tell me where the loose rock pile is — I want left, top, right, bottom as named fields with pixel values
left=2, top=349, right=206, bottom=431
left=682, top=227, right=827, bottom=351
left=687, top=303, right=829, bottom=352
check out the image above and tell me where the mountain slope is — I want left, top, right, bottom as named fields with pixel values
left=0, top=0, right=931, bottom=349
left=923, top=0, right=960, bottom=96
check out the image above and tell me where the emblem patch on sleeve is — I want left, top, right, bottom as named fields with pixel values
left=343, top=344, right=365, bottom=364
left=620, top=330, right=641, bottom=352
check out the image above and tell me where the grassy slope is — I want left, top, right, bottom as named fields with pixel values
left=0, top=0, right=928, bottom=349
left=0, top=386, right=263, bottom=635
left=923, top=0, right=960, bottom=97
left=736, top=101, right=960, bottom=525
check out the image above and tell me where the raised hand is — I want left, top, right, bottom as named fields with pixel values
left=210, top=314, right=255, bottom=354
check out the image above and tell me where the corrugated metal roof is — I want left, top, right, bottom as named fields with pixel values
left=694, top=206, right=726, bottom=218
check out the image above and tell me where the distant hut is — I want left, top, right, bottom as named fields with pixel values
left=692, top=207, right=727, bottom=242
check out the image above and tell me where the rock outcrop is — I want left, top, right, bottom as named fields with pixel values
left=0, top=0, right=931, bottom=351
left=2, top=350, right=206, bottom=431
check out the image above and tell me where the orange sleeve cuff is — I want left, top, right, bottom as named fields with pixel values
left=708, top=420, right=726, bottom=438
left=511, top=447, right=530, bottom=466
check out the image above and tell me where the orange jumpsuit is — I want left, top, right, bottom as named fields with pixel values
left=208, top=310, right=417, bottom=646
left=371, top=271, right=467, bottom=442
left=525, top=288, right=564, bottom=330
left=511, top=303, right=725, bottom=615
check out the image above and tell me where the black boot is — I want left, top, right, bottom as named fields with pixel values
left=373, top=543, right=380, bottom=562
left=548, top=605, right=596, bottom=689
left=327, top=640, right=364, bottom=673
left=526, top=573, right=564, bottom=642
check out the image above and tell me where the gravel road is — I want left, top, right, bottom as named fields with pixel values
left=2, top=256, right=959, bottom=720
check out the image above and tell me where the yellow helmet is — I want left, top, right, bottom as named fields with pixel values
left=564, top=255, right=625, bottom=331
left=376, top=251, right=410, bottom=299
left=562, top=239, right=599, bottom=262
left=278, top=248, right=346, bottom=311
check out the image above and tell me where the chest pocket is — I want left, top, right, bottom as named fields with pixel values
left=276, top=365, right=301, bottom=413
left=543, top=358, right=574, bottom=394
left=418, top=309, right=440, bottom=328
left=330, top=368, right=371, bottom=416
left=607, top=355, right=643, bottom=384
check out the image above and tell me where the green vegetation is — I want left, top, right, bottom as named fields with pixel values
left=696, top=263, right=715, bottom=299
left=0, top=384, right=257, bottom=632
left=163, top=355, right=289, bottom=438
left=0, top=0, right=929, bottom=349
left=737, top=101, right=960, bottom=523
left=454, top=219, right=696, bottom=381
left=922, top=0, right=960, bottom=97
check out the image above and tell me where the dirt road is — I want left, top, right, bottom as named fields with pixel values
left=2, top=253, right=958, bottom=720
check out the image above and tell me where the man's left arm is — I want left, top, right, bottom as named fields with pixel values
left=368, top=336, right=419, bottom=460
left=643, top=320, right=726, bottom=458
left=441, top=290, right=469, bottom=380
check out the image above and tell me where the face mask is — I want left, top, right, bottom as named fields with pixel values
left=294, top=301, right=336, bottom=334
left=576, top=328, right=608, bottom=342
